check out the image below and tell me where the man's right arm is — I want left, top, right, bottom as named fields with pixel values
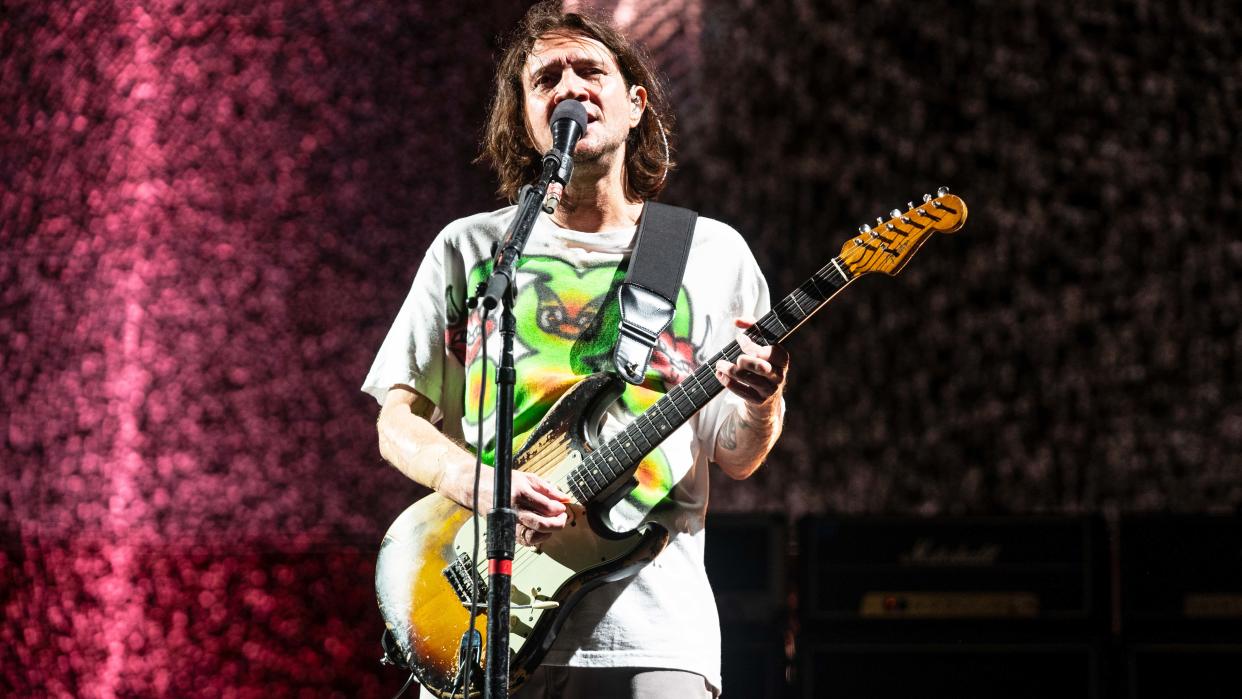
left=376, top=386, right=571, bottom=538
left=377, top=385, right=478, bottom=506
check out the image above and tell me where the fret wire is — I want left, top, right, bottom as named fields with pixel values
left=807, top=270, right=835, bottom=297
left=680, top=376, right=706, bottom=408
left=788, top=290, right=808, bottom=315
left=593, top=450, right=617, bottom=486
left=769, top=301, right=798, bottom=326
left=616, top=432, right=640, bottom=463
left=758, top=320, right=786, bottom=345
left=567, top=474, right=586, bottom=502
left=764, top=312, right=789, bottom=337
left=631, top=418, right=655, bottom=450
left=806, top=271, right=827, bottom=295
left=683, top=376, right=709, bottom=403
left=580, top=456, right=605, bottom=492
left=792, top=289, right=817, bottom=311
left=603, top=441, right=628, bottom=478
left=649, top=401, right=674, bottom=434
left=789, top=295, right=809, bottom=320
left=792, top=290, right=820, bottom=316
left=745, top=316, right=773, bottom=344
left=690, top=370, right=723, bottom=400
left=591, top=449, right=613, bottom=482
left=635, top=419, right=655, bottom=446
left=665, top=393, right=688, bottom=419
left=687, top=374, right=714, bottom=405
left=667, top=389, right=691, bottom=419
left=797, top=282, right=824, bottom=303
left=772, top=303, right=803, bottom=329
left=778, top=288, right=807, bottom=310
left=570, top=465, right=593, bottom=500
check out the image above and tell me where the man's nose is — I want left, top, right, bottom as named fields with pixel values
left=553, top=71, right=590, bottom=102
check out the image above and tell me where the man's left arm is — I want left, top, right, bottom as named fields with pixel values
left=711, top=318, right=790, bottom=479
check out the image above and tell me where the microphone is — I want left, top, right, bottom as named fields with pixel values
left=543, top=100, right=588, bottom=213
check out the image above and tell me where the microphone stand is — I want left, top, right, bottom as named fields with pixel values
left=471, top=142, right=574, bottom=699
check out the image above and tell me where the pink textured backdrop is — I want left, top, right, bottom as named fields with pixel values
left=3, top=1, right=529, bottom=694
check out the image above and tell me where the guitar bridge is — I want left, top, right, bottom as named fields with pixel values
left=443, top=552, right=489, bottom=604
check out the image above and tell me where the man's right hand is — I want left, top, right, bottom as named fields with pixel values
left=439, top=465, right=572, bottom=547
left=378, top=386, right=572, bottom=547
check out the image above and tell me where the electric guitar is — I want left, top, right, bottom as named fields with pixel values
left=376, top=188, right=968, bottom=697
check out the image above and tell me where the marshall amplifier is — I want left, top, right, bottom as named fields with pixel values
left=705, top=512, right=787, bottom=623
left=1120, top=515, right=1242, bottom=699
left=799, top=641, right=1101, bottom=699
left=1121, top=514, right=1242, bottom=634
left=705, top=513, right=789, bottom=698
left=1123, top=643, right=1242, bottom=699
left=796, top=516, right=1108, bottom=699
left=798, top=516, right=1108, bottom=637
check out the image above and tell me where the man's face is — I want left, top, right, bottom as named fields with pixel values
left=521, top=32, right=646, bottom=163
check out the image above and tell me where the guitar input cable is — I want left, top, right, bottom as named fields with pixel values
left=455, top=299, right=492, bottom=699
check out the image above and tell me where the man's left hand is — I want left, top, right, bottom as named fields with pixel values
left=713, top=318, right=790, bottom=409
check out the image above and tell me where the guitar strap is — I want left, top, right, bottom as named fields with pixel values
left=613, top=201, right=698, bottom=385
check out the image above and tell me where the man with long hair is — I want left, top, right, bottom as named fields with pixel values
left=364, top=3, right=789, bottom=696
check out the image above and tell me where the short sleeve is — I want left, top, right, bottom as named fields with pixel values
left=361, top=232, right=463, bottom=424
left=687, top=223, right=776, bottom=463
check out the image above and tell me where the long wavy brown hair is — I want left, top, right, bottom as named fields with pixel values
left=477, top=1, right=675, bottom=203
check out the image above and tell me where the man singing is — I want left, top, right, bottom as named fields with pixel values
left=364, top=3, right=789, bottom=696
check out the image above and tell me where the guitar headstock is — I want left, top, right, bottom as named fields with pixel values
left=840, top=187, right=967, bottom=277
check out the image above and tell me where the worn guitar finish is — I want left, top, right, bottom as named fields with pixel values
left=376, top=191, right=968, bottom=697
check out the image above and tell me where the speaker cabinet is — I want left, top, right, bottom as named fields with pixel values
left=705, top=514, right=789, bottom=697
left=1124, top=644, right=1242, bottom=699
left=1120, top=516, right=1242, bottom=699
left=796, top=516, right=1107, bottom=698
left=800, top=641, right=1100, bottom=699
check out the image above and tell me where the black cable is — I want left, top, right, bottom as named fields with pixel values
left=381, top=629, right=417, bottom=699
left=460, top=305, right=491, bottom=699
left=390, top=669, right=417, bottom=699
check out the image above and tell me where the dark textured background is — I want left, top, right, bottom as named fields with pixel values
left=2, top=0, right=1238, bottom=695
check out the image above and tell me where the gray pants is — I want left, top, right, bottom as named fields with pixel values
left=419, top=667, right=717, bottom=699
left=514, top=666, right=716, bottom=699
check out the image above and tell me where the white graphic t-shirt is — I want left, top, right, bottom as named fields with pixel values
left=363, top=205, right=771, bottom=693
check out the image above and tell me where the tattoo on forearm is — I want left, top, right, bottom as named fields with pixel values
left=719, top=412, right=740, bottom=450
left=719, top=410, right=769, bottom=452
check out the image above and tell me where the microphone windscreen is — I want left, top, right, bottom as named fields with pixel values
left=550, top=100, right=588, bottom=132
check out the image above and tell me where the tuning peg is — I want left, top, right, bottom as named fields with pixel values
left=937, top=185, right=950, bottom=197
left=889, top=209, right=901, bottom=218
left=876, top=217, right=884, bottom=226
left=907, top=201, right=915, bottom=210
left=922, top=193, right=932, bottom=202
left=858, top=223, right=871, bottom=234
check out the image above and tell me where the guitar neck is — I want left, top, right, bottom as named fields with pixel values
left=566, top=255, right=856, bottom=503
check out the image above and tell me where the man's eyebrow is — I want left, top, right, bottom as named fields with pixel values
left=528, top=55, right=608, bottom=79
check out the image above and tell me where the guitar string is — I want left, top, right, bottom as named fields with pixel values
left=469, top=208, right=953, bottom=594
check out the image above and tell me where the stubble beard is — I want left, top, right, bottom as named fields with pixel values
left=559, top=131, right=628, bottom=213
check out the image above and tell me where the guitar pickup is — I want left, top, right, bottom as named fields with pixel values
left=460, top=600, right=560, bottom=610
left=443, top=553, right=489, bottom=604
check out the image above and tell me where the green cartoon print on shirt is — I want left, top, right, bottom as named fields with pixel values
left=460, top=255, right=695, bottom=508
